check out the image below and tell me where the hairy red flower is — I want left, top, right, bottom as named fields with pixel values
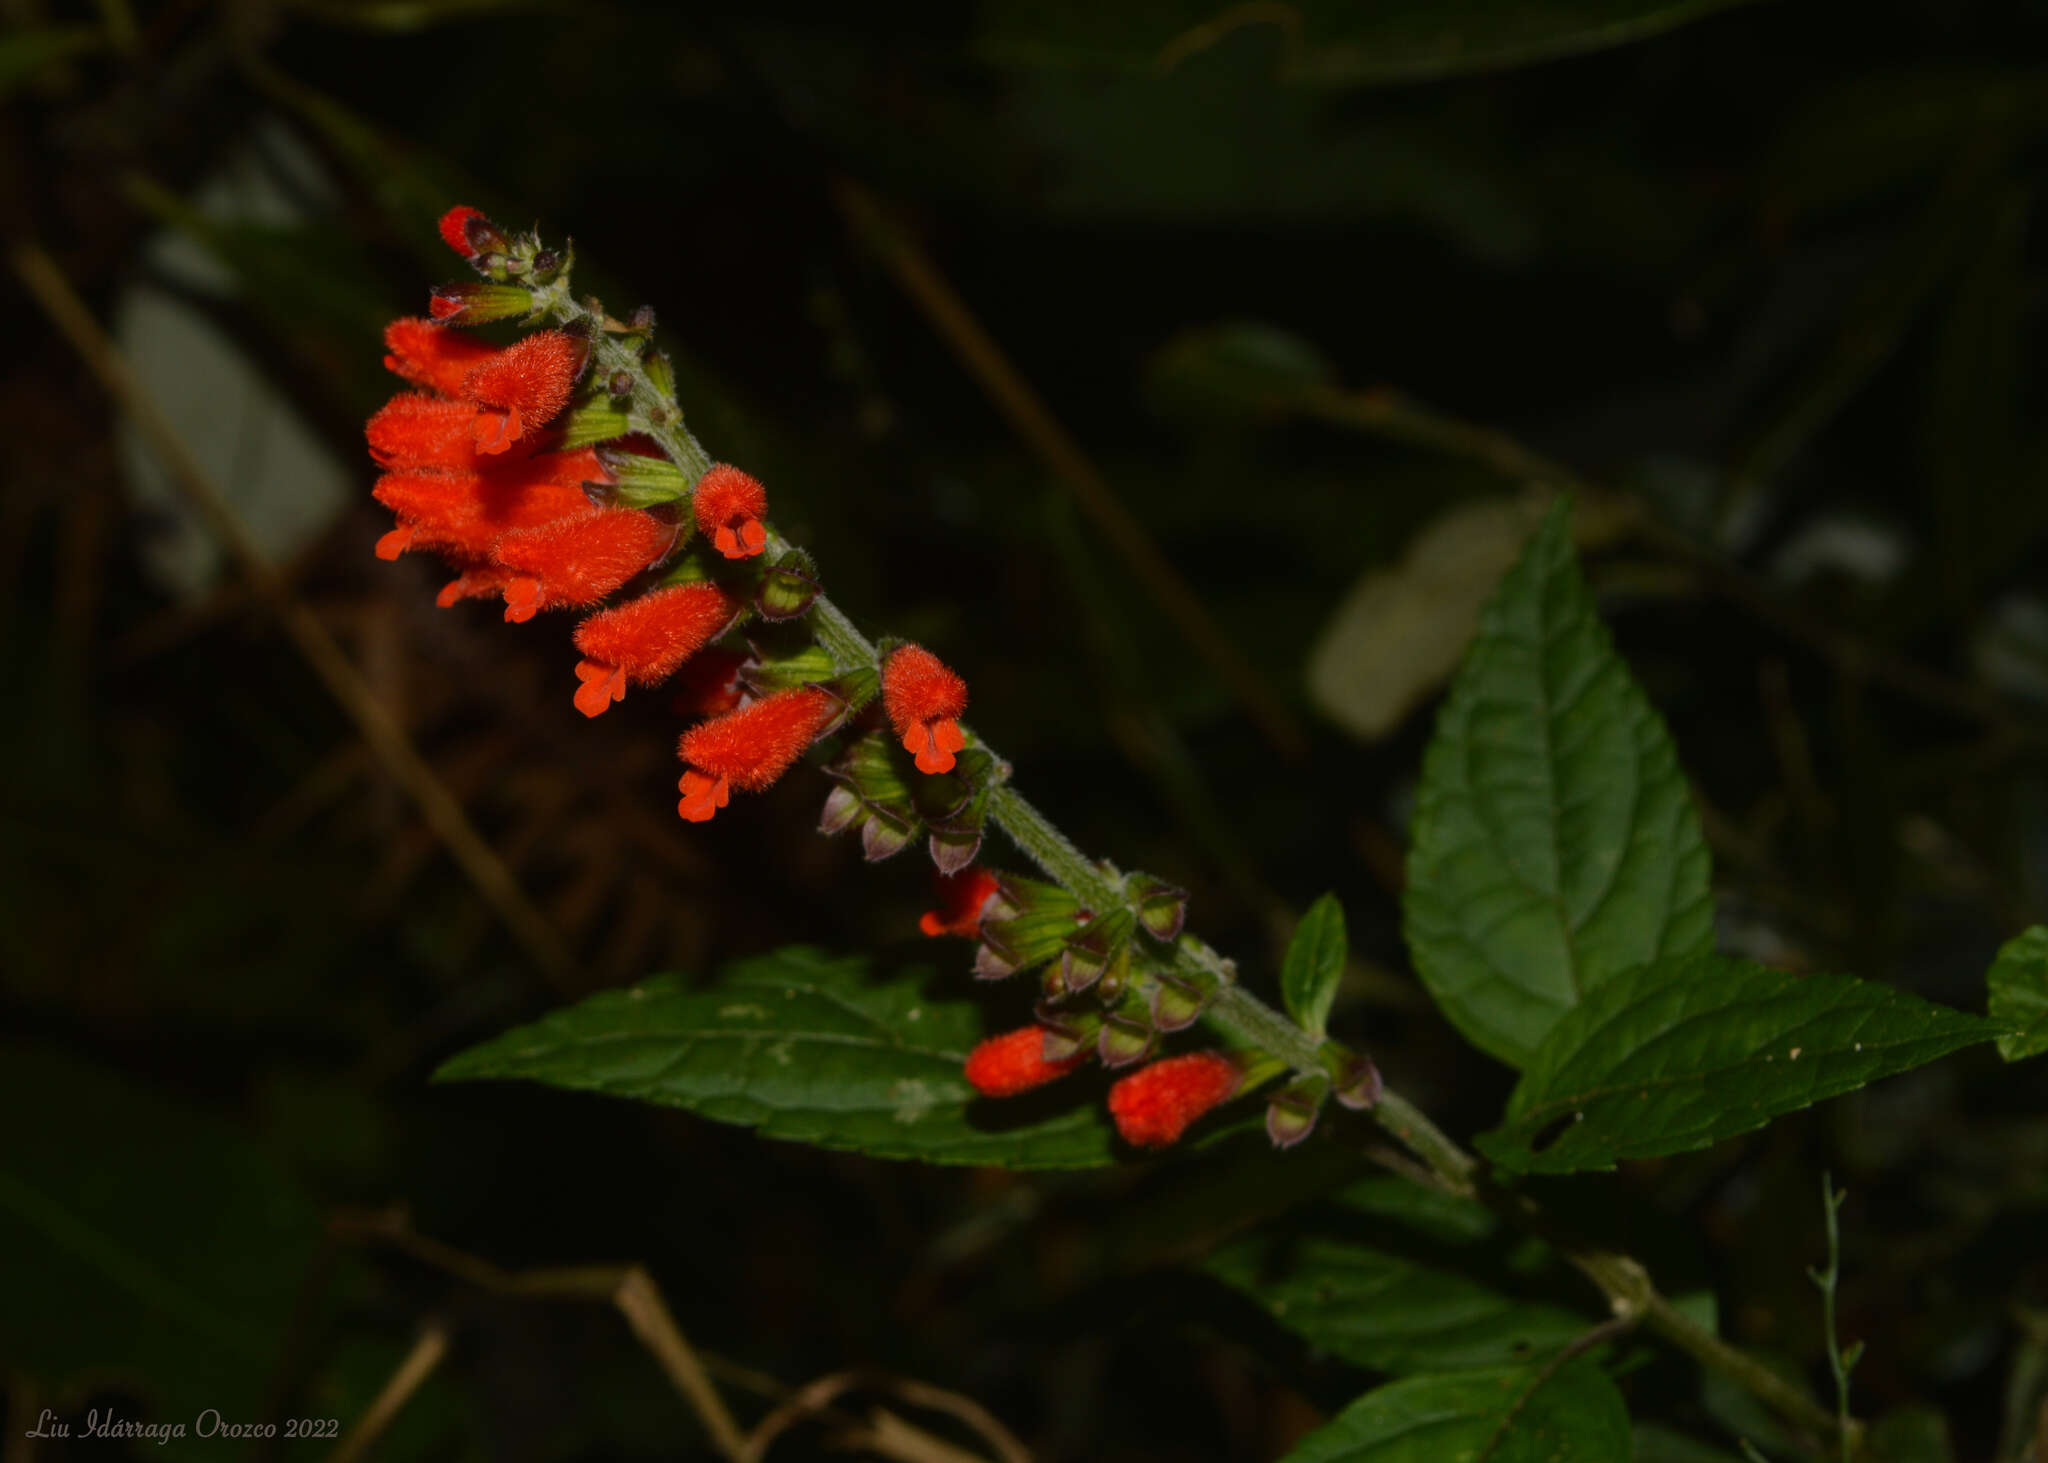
left=883, top=644, right=968, bottom=775
left=489, top=509, right=675, bottom=622
left=570, top=581, right=741, bottom=718
left=964, top=1027, right=1086, bottom=1098
left=463, top=331, right=586, bottom=453
left=438, top=205, right=489, bottom=259
left=368, top=393, right=489, bottom=471
left=1107, top=1053, right=1240, bottom=1148
left=675, top=686, right=838, bottom=822
left=919, top=867, right=1002, bottom=939
left=692, top=463, right=768, bottom=559
left=370, top=444, right=605, bottom=563
left=383, top=318, right=498, bottom=398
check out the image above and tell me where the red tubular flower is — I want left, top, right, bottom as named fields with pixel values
left=383, top=318, right=498, bottom=398
left=964, top=1027, right=1086, bottom=1098
left=883, top=644, right=968, bottom=774
left=919, top=867, right=1002, bottom=938
left=489, top=509, right=675, bottom=623
left=368, top=393, right=492, bottom=471
left=438, top=205, right=489, bottom=258
left=372, top=470, right=597, bottom=562
left=676, top=685, right=838, bottom=822
left=570, top=581, right=741, bottom=718
left=692, top=463, right=768, bottom=559
left=1106, top=1053, right=1241, bottom=1148
left=462, top=330, right=586, bottom=454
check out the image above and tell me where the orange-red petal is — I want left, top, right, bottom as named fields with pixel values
left=677, top=768, right=730, bottom=823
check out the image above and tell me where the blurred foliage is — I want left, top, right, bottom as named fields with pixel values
left=6, top=0, right=2048, bottom=1458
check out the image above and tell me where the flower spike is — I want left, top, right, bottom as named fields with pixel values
left=693, top=463, right=769, bottom=559
left=1107, top=1052, right=1241, bottom=1148
left=883, top=644, right=968, bottom=774
left=964, top=1027, right=1086, bottom=1097
left=675, top=686, right=838, bottom=823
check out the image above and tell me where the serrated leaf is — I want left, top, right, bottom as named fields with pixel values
left=1987, top=925, right=2048, bottom=1061
left=436, top=947, right=1115, bottom=1169
left=1205, top=1232, right=1588, bottom=1375
left=1405, top=499, right=1714, bottom=1068
left=1277, top=1360, right=1630, bottom=1463
left=1476, top=954, right=2002, bottom=1173
left=1281, top=893, right=1348, bottom=1039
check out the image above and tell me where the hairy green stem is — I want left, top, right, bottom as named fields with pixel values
left=537, top=274, right=1852, bottom=1453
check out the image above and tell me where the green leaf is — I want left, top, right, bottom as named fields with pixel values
left=1205, top=1231, right=1589, bottom=1375
left=1281, top=893, right=1347, bottom=1039
left=1987, top=925, right=2048, bottom=1061
left=977, top=0, right=1764, bottom=87
left=0, top=1043, right=320, bottom=1418
left=435, top=946, right=1117, bottom=1169
left=1476, top=954, right=2002, bottom=1173
left=1405, top=500, right=1715, bottom=1067
left=1277, top=1360, right=1631, bottom=1462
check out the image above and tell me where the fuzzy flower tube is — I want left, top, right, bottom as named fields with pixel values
left=362, top=206, right=1388, bottom=1153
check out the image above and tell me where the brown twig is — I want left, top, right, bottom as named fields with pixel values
left=832, top=177, right=1307, bottom=762
left=325, top=1322, right=449, bottom=1463
left=331, top=1209, right=749, bottom=1460
left=739, top=1371, right=1031, bottom=1463
left=10, top=238, right=580, bottom=988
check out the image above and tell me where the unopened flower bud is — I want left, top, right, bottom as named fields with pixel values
left=429, top=282, right=537, bottom=325
left=964, top=1027, right=1086, bottom=1097
left=756, top=550, right=821, bottom=621
left=1107, top=1052, right=1241, bottom=1149
left=1330, top=1052, right=1383, bottom=1110
left=1265, top=1075, right=1329, bottom=1149
left=1148, top=972, right=1206, bottom=1032
left=1128, top=873, right=1190, bottom=942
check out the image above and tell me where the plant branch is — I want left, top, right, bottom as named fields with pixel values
left=531, top=257, right=1855, bottom=1454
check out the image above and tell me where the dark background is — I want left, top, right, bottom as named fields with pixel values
left=4, top=1, right=2048, bottom=1458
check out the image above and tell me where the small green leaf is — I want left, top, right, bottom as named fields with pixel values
left=1405, top=500, right=1715, bottom=1067
left=1277, top=1360, right=1631, bottom=1463
left=1281, top=893, right=1347, bottom=1038
left=435, top=947, right=1116, bottom=1169
left=1987, top=925, right=2048, bottom=1061
left=1476, top=954, right=2002, bottom=1173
